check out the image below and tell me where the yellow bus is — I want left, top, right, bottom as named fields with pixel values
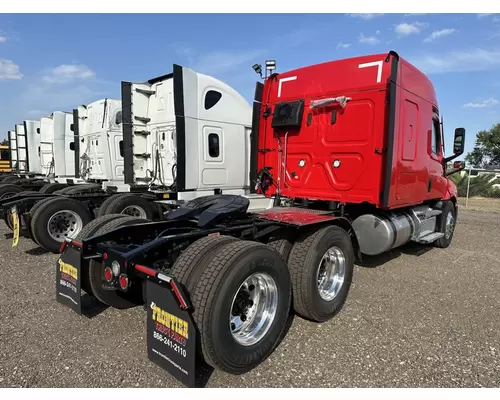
left=0, top=144, right=12, bottom=172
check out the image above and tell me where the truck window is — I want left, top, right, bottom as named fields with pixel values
left=208, top=133, right=220, bottom=158
left=431, top=119, right=441, bottom=155
left=204, top=90, right=222, bottom=110
left=115, top=111, right=122, bottom=125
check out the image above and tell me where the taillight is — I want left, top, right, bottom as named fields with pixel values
left=119, top=274, right=129, bottom=289
left=104, top=267, right=113, bottom=282
left=103, top=252, right=108, bottom=260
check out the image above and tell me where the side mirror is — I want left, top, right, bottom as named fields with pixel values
left=443, top=127, right=466, bottom=165
left=453, top=128, right=466, bottom=155
left=70, top=124, right=74, bottom=132
left=69, top=142, right=75, bottom=151
left=453, top=161, right=464, bottom=169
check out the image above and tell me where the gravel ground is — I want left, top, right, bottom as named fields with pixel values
left=1, top=206, right=499, bottom=388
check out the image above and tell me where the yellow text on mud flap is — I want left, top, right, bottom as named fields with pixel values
left=151, top=304, right=189, bottom=339
left=58, top=259, right=78, bottom=281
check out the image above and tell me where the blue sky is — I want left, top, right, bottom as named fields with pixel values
left=1, top=13, right=500, bottom=158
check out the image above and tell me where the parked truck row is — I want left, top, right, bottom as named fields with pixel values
left=2, top=50, right=466, bottom=387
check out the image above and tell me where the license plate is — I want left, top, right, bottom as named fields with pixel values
left=11, top=207, right=19, bottom=248
left=55, top=242, right=83, bottom=315
left=146, top=280, right=196, bottom=388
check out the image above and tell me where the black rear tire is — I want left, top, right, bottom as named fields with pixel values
left=267, top=230, right=295, bottom=263
left=2, top=190, right=39, bottom=231
left=0, top=184, right=24, bottom=199
left=75, top=214, right=131, bottom=296
left=1, top=176, right=20, bottom=184
left=288, top=225, right=354, bottom=323
left=190, top=240, right=291, bottom=374
left=88, top=216, right=150, bottom=308
left=95, top=194, right=124, bottom=217
left=53, top=186, right=78, bottom=194
left=169, top=235, right=240, bottom=294
left=105, top=193, right=158, bottom=220
left=39, top=183, right=67, bottom=194
left=30, top=197, right=94, bottom=253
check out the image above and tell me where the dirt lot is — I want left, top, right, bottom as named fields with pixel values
left=1, top=203, right=500, bottom=388
left=457, top=196, right=500, bottom=214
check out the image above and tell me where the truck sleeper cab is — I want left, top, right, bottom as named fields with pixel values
left=1, top=99, right=130, bottom=253
left=55, top=51, right=466, bottom=387
left=4, top=70, right=270, bottom=255
left=0, top=121, right=55, bottom=199
left=39, top=111, right=79, bottom=184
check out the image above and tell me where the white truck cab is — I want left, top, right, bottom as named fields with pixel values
left=73, top=98, right=125, bottom=188
left=8, top=130, right=18, bottom=171
left=121, top=64, right=270, bottom=209
left=39, top=111, right=80, bottom=183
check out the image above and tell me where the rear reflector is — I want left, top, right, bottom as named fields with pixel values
left=119, top=274, right=129, bottom=289
left=104, top=267, right=113, bottom=282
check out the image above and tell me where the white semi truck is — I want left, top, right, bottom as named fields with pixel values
left=2, top=67, right=272, bottom=253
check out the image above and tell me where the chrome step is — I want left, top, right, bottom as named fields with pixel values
left=417, top=232, right=444, bottom=244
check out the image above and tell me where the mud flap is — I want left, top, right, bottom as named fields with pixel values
left=146, top=279, right=197, bottom=388
left=55, top=241, right=82, bottom=315
left=11, top=206, right=19, bottom=247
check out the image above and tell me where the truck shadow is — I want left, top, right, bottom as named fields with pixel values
left=25, top=247, right=50, bottom=256
left=356, top=242, right=434, bottom=269
left=193, top=311, right=296, bottom=388
left=80, top=292, right=110, bottom=318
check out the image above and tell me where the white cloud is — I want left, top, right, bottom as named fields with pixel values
left=410, top=48, right=500, bottom=74
left=477, top=13, right=494, bottom=18
left=462, top=98, right=499, bottom=108
left=336, top=42, right=351, bottom=49
left=423, top=28, right=457, bottom=42
left=42, top=64, right=95, bottom=84
left=0, top=35, right=7, bottom=43
left=376, top=30, right=381, bottom=35
left=348, top=13, right=384, bottom=20
left=0, top=59, right=23, bottom=80
left=358, top=33, right=380, bottom=45
left=394, top=22, right=426, bottom=37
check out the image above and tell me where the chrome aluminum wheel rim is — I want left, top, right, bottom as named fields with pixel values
left=47, top=210, right=83, bottom=242
left=121, top=205, right=147, bottom=218
left=229, top=272, right=278, bottom=347
left=317, top=246, right=346, bottom=301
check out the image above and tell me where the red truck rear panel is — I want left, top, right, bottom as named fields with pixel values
left=255, top=51, right=440, bottom=210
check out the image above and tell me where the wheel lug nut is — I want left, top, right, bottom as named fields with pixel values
left=241, top=315, right=247, bottom=322
left=248, top=284, right=255, bottom=291
left=231, top=323, right=236, bottom=330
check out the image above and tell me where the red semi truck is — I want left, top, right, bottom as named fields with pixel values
left=55, top=50, right=465, bottom=387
